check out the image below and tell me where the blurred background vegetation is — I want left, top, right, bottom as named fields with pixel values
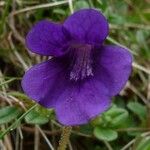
left=0, top=0, right=150, bottom=150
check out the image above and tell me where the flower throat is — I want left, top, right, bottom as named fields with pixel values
left=69, top=44, right=93, bottom=81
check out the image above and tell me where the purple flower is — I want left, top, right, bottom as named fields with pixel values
left=22, top=9, right=132, bottom=125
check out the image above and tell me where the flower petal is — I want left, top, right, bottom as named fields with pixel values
left=55, top=79, right=111, bottom=125
left=22, top=59, right=111, bottom=126
left=63, top=9, right=109, bottom=45
left=21, top=59, right=68, bottom=107
left=95, top=45, right=132, bottom=96
left=26, top=20, right=69, bottom=56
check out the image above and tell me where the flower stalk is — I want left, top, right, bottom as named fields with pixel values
left=57, top=126, right=72, bottom=150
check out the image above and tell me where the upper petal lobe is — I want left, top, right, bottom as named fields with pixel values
left=26, top=20, right=69, bottom=56
left=63, top=9, right=109, bottom=45
left=95, top=45, right=132, bottom=96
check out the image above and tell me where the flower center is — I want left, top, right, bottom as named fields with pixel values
left=69, top=44, right=93, bottom=81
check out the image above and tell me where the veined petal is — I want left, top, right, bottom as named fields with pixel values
left=21, top=59, right=68, bottom=107
left=95, top=45, right=132, bottom=96
left=55, top=79, right=111, bottom=125
left=22, top=59, right=111, bottom=126
left=63, top=9, right=109, bottom=45
left=26, top=20, right=69, bottom=56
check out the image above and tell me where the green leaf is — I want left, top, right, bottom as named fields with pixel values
left=104, top=105, right=129, bottom=127
left=111, top=112, right=128, bottom=127
left=53, top=9, right=66, bottom=15
left=94, top=127, right=118, bottom=141
left=74, top=0, right=90, bottom=10
left=92, top=105, right=129, bottom=128
left=0, top=104, right=37, bottom=139
left=127, top=102, right=146, bottom=121
left=25, top=109, right=51, bottom=125
left=109, top=14, right=126, bottom=25
left=0, top=106, right=22, bottom=124
left=136, top=137, right=150, bottom=150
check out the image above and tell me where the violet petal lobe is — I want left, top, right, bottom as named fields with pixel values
left=95, top=45, right=132, bottom=96
left=26, top=20, right=69, bottom=56
left=63, top=9, right=109, bottom=45
left=22, top=58, right=111, bottom=125
left=21, top=59, right=68, bottom=107
left=55, top=79, right=111, bottom=125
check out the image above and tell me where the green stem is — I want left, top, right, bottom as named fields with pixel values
left=57, top=126, right=72, bottom=150
left=0, top=104, right=38, bottom=139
